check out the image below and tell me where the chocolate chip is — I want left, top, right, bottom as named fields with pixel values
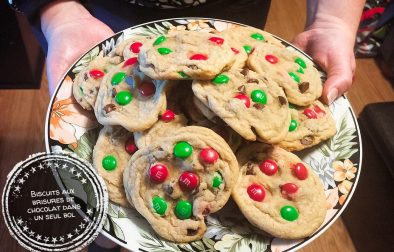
left=246, top=162, right=255, bottom=175
left=89, top=89, right=94, bottom=94
left=240, top=68, right=249, bottom=76
left=253, top=103, right=265, bottom=110
left=95, top=87, right=100, bottom=91
left=202, top=208, right=210, bottom=216
left=83, top=73, right=89, bottom=81
left=299, top=82, right=310, bottom=93
left=301, top=135, right=314, bottom=145
left=163, top=184, right=173, bottom=195
left=187, top=229, right=198, bottom=236
left=103, top=104, right=116, bottom=113
left=187, top=65, right=198, bottom=70
left=247, top=78, right=259, bottom=84
left=237, top=85, right=246, bottom=93
left=146, top=63, right=155, bottom=69
left=112, top=88, right=117, bottom=98
left=278, top=96, right=287, bottom=106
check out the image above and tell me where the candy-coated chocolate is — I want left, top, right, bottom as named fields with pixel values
left=190, top=54, right=208, bottom=60
left=297, top=67, right=304, bottom=74
left=148, top=164, right=169, bottom=183
left=123, top=57, right=138, bottom=67
left=288, top=103, right=297, bottom=109
left=251, top=89, right=267, bottom=105
left=231, top=47, right=240, bottom=54
left=138, top=80, right=156, bottom=97
left=174, top=200, right=192, bottom=220
left=313, top=105, right=326, bottom=115
left=111, top=72, right=126, bottom=85
left=288, top=72, right=300, bottom=83
left=295, top=57, right=307, bottom=69
left=247, top=183, right=265, bottom=202
left=115, top=91, right=133, bottom=105
left=152, top=196, right=167, bottom=216
left=200, top=147, right=219, bottom=164
left=265, top=54, right=278, bottom=64
left=178, top=172, right=199, bottom=191
left=251, top=33, right=265, bottom=41
left=160, top=109, right=175, bottom=122
left=289, top=119, right=298, bottom=132
left=157, top=47, right=172, bottom=55
left=125, top=137, right=138, bottom=155
left=280, top=205, right=299, bottom=221
left=130, top=42, right=143, bottom=53
left=209, top=37, right=224, bottom=45
left=259, top=159, right=278, bottom=176
left=303, top=108, right=317, bottom=119
left=212, top=74, right=229, bottom=85
left=102, top=155, right=117, bottom=171
left=212, top=172, right=223, bottom=188
left=281, top=183, right=299, bottom=194
left=89, top=69, right=105, bottom=79
left=178, top=71, right=191, bottom=79
left=243, top=45, right=252, bottom=54
left=173, top=141, right=193, bottom=159
left=292, top=163, right=308, bottom=180
left=234, top=93, right=251, bottom=108
left=153, top=35, right=166, bottom=46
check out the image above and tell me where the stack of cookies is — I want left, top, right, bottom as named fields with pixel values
left=73, top=26, right=336, bottom=242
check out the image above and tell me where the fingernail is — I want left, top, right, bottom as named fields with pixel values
left=327, top=88, right=338, bottom=104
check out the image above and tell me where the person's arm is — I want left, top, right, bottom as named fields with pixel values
left=292, top=0, right=365, bottom=104
left=40, top=0, right=114, bottom=95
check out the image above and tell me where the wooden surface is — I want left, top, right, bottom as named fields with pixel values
left=1, top=0, right=393, bottom=251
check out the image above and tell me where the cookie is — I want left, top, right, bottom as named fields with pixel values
left=278, top=100, right=336, bottom=151
left=247, top=43, right=323, bottom=106
left=73, top=53, right=122, bottom=110
left=94, top=60, right=170, bottom=131
left=93, top=126, right=137, bottom=207
left=232, top=143, right=327, bottom=239
left=123, top=126, right=239, bottom=242
left=115, top=37, right=150, bottom=60
left=192, top=69, right=290, bottom=142
left=134, top=111, right=188, bottom=149
left=138, top=30, right=235, bottom=80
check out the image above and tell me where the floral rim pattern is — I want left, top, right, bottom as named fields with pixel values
left=44, top=18, right=362, bottom=252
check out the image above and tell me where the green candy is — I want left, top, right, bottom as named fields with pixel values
left=243, top=45, right=252, bottom=54
left=102, top=155, right=117, bottom=171
left=288, top=103, right=296, bottom=109
left=157, top=47, right=172, bottom=55
left=297, top=67, right=304, bottom=74
left=289, top=119, right=298, bottom=132
left=153, top=35, right=166, bottom=46
left=251, top=33, right=265, bottom=41
left=288, top=72, right=300, bottom=83
left=212, top=172, right=223, bottom=188
left=295, top=57, right=306, bottom=69
left=152, top=196, right=167, bottom=216
left=212, top=74, right=230, bottom=85
left=111, top=72, right=126, bottom=85
left=174, top=200, right=192, bottom=220
left=251, top=89, right=267, bottom=104
left=79, top=86, right=84, bottom=95
left=173, top=141, right=193, bottom=159
left=280, top=205, right=299, bottom=221
left=115, top=91, right=133, bottom=105
left=178, top=71, right=191, bottom=79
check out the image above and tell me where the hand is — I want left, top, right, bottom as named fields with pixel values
left=292, top=16, right=356, bottom=104
left=41, top=1, right=114, bottom=95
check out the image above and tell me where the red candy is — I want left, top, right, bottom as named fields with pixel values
left=231, top=47, right=240, bottom=54
left=179, top=172, right=199, bottom=191
left=130, top=42, right=143, bottom=53
left=313, top=105, right=326, bottom=115
left=247, top=183, right=265, bottom=202
left=303, top=108, right=317, bottom=119
left=89, top=69, right=105, bottom=79
left=123, top=57, right=138, bottom=67
left=259, top=159, right=278, bottom=176
left=200, top=147, right=219, bottom=164
left=190, top=54, right=208, bottom=60
left=234, top=93, right=251, bottom=108
left=281, top=183, right=299, bottom=194
left=265, top=54, right=279, bottom=64
left=160, top=109, right=175, bottom=122
left=292, top=163, right=308, bottom=180
left=125, top=137, right=138, bottom=155
left=149, top=164, right=169, bottom=183
left=138, top=80, right=156, bottom=96
left=209, top=37, right=224, bottom=45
